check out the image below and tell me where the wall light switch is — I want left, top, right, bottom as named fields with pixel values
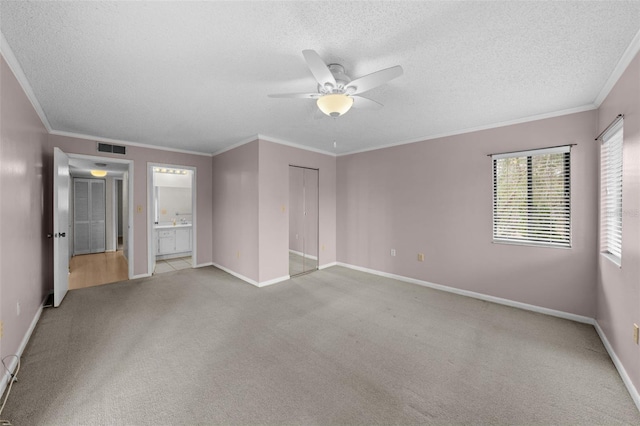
left=391, top=249, right=396, bottom=257
left=634, top=324, right=639, bottom=344
left=418, top=253, right=424, bottom=262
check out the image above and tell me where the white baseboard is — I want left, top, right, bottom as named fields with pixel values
left=319, top=262, right=337, bottom=270
left=195, top=262, right=213, bottom=268
left=258, top=275, right=290, bottom=287
left=211, top=263, right=290, bottom=288
left=0, top=296, right=45, bottom=398
left=212, top=262, right=260, bottom=287
left=335, top=262, right=593, bottom=324
left=594, top=321, right=640, bottom=412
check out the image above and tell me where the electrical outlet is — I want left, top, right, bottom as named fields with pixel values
left=634, top=324, right=639, bottom=345
left=418, top=253, right=424, bottom=262
left=391, top=249, right=396, bottom=257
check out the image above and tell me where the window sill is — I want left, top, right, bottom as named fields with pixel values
left=492, top=239, right=571, bottom=250
left=600, top=252, right=622, bottom=268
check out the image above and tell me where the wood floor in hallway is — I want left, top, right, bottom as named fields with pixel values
left=69, top=251, right=129, bottom=290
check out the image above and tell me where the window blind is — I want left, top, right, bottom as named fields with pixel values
left=600, top=120, right=623, bottom=263
left=492, top=145, right=571, bottom=248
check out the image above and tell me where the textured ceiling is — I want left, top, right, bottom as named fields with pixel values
left=1, top=1, right=639, bottom=155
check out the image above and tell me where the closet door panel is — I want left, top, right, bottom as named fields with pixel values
left=303, top=169, right=319, bottom=271
left=90, top=180, right=106, bottom=253
left=289, top=166, right=319, bottom=276
left=73, top=178, right=106, bottom=255
left=73, top=180, right=91, bottom=255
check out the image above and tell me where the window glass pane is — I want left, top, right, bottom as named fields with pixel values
left=600, top=122, right=623, bottom=263
left=493, top=148, right=570, bottom=248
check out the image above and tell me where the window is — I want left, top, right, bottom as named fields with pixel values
left=600, top=119, right=623, bottom=265
left=492, top=146, right=571, bottom=248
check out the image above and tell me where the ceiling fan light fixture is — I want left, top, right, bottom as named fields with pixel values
left=90, top=169, right=107, bottom=177
left=317, top=94, right=353, bottom=117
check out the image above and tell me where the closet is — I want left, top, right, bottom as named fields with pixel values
left=74, top=178, right=106, bottom=254
left=289, top=166, right=319, bottom=276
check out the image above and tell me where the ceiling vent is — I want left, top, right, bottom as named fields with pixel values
left=97, top=142, right=126, bottom=155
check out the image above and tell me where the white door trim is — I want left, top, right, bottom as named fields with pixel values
left=147, top=162, right=197, bottom=276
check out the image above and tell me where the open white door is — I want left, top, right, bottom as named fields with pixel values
left=53, top=147, right=70, bottom=307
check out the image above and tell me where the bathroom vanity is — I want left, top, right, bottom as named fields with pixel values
left=155, top=223, right=192, bottom=258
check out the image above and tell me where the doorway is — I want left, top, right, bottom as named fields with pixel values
left=289, top=166, right=319, bottom=277
left=53, top=149, right=134, bottom=305
left=67, top=154, right=133, bottom=288
left=147, top=163, right=197, bottom=275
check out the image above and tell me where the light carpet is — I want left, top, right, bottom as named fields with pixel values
left=3, top=266, right=639, bottom=425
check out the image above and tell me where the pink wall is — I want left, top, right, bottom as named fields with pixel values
left=211, top=140, right=260, bottom=282
left=596, top=52, right=640, bottom=392
left=0, top=56, right=49, bottom=362
left=48, top=134, right=213, bottom=276
left=337, top=110, right=599, bottom=317
left=258, top=139, right=336, bottom=282
left=212, top=139, right=335, bottom=284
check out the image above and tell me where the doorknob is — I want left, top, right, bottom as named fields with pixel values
left=47, top=233, right=53, bottom=239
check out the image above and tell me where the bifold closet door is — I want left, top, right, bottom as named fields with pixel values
left=289, top=166, right=319, bottom=277
left=74, top=178, right=105, bottom=255
left=303, top=169, right=318, bottom=272
left=90, top=179, right=106, bottom=253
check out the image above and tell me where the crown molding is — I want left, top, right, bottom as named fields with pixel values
left=212, top=134, right=337, bottom=158
left=1, top=32, right=52, bottom=132
left=49, top=130, right=213, bottom=157
left=211, top=135, right=259, bottom=157
left=257, top=134, right=336, bottom=157
left=337, top=103, right=598, bottom=157
left=593, top=28, right=640, bottom=107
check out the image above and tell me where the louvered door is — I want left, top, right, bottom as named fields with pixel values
left=74, top=178, right=106, bottom=254
left=90, top=180, right=106, bottom=252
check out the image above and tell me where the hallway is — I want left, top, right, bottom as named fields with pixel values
left=69, top=251, right=128, bottom=289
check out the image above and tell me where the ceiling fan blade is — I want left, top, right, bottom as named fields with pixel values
left=302, top=49, right=337, bottom=87
left=345, top=65, right=403, bottom=95
left=268, top=93, right=320, bottom=99
left=351, top=95, right=383, bottom=109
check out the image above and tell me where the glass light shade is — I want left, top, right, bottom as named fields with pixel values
left=317, top=94, right=354, bottom=117
left=90, top=170, right=107, bottom=177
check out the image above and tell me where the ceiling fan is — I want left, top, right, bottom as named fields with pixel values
left=269, top=50, right=403, bottom=117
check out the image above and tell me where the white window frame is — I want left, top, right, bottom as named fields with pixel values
left=492, top=145, right=571, bottom=248
left=599, top=119, right=623, bottom=266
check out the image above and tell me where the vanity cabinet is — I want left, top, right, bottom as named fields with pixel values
left=175, top=228, right=191, bottom=253
left=156, top=226, right=192, bottom=255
